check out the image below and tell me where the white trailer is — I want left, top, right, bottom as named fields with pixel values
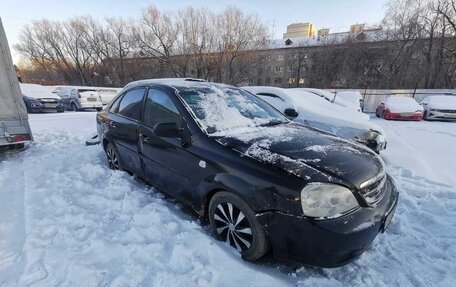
left=0, top=18, right=33, bottom=153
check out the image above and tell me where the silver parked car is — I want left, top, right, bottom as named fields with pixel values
left=58, top=87, right=103, bottom=111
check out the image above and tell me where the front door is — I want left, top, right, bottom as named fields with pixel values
left=138, top=88, right=199, bottom=205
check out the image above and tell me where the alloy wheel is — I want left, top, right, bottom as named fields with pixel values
left=213, top=202, right=253, bottom=252
left=106, top=146, right=120, bottom=170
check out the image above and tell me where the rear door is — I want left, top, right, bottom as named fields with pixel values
left=107, top=88, right=146, bottom=175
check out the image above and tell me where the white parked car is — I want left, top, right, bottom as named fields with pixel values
left=58, top=87, right=103, bottom=111
left=420, top=95, right=456, bottom=120
left=296, top=88, right=363, bottom=112
left=335, top=91, right=364, bottom=111
left=243, top=86, right=387, bottom=153
left=96, top=88, right=122, bottom=105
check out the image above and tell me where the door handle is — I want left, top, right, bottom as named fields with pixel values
left=139, top=133, right=149, bottom=143
left=109, top=121, right=117, bottom=128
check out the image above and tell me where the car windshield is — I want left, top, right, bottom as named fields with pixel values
left=178, top=86, right=287, bottom=135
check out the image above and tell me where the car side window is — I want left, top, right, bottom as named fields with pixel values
left=109, top=96, right=123, bottom=113
left=117, top=88, right=145, bottom=120
left=143, top=89, right=181, bottom=128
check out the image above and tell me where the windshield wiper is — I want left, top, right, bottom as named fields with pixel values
left=259, top=120, right=287, bottom=127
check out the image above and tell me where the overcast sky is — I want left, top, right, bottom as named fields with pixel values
left=0, top=0, right=388, bottom=63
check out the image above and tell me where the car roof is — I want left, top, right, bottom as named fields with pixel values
left=124, top=78, right=206, bottom=89
left=124, top=79, right=237, bottom=94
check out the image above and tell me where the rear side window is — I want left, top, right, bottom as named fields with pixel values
left=143, top=89, right=181, bottom=128
left=117, top=89, right=145, bottom=120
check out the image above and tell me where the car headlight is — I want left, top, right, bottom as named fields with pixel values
left=363, top=130, right=379, bottom=141
left=24, top=95, right=35, bottom=101
left=301, top=183, right=359, bottom=218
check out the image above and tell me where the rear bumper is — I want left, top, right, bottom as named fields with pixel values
left=78, top=102, right=103, bottom=109
left=257, top=176, right=399, bottom=268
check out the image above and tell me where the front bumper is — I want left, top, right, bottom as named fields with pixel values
left=427, top=110, right=456, bottom=120
left=385, top=112, right=423, bottom=121
left=257, top=176, right=399, bottom=268
left=28, top=101, right=64, bottom=112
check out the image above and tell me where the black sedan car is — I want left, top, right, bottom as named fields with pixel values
left=23, top=95, right=64, bottom=113
left=96, top=80, right=398, bottom=267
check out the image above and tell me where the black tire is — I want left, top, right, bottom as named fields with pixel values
left=209, top=191, right=270, bottom=261
left=105, top=143, right=121, bottom=170
left=423, top=111, right=428, bottom=120
left=57, top=109, right=64, bottom=113
left=71, top=103, right=79, bottom=112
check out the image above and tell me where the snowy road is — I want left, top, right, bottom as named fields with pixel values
left=1, top=112, right=455, bottom=286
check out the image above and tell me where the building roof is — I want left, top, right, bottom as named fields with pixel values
left=269, top=29, right=386, bottom=49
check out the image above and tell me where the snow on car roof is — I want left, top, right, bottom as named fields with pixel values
left=423, top=95, right=456, bottom=104
left=386, top=97, right=418, bottom=103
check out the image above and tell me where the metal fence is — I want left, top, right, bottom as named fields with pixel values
left=329, top=89, right=456, bottom=113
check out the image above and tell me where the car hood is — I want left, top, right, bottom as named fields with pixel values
left=216, top=124, right=384, bottom=189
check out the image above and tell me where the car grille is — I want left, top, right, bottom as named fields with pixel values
left=359, top=174, right=387, bottom=205
left=40, top=98, right=58, bottom=103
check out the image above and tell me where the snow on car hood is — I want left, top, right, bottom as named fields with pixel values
left=385, top=97, right=423, bottom=113
left=20, top=83, right=61, bottom=99
left=217, top=124, right=384, bottom=188
left=424, top=96, right=456, bottom=109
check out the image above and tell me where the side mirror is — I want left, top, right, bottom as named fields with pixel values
left=284, top=108, right=298, bottom=118
left=153, top=122, right=192, bottom=147
left=153, top=122, right=180, bottom=138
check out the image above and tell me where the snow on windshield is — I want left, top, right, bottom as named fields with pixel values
left=179, top=87, right=285, bottom=135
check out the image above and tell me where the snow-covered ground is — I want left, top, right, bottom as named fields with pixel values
left=1, top=112, right=455, bottom=286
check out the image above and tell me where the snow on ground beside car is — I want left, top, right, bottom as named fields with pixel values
left=371, top=117, right=456, bottom=186
left=0, top=112, right=455, bottom=287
